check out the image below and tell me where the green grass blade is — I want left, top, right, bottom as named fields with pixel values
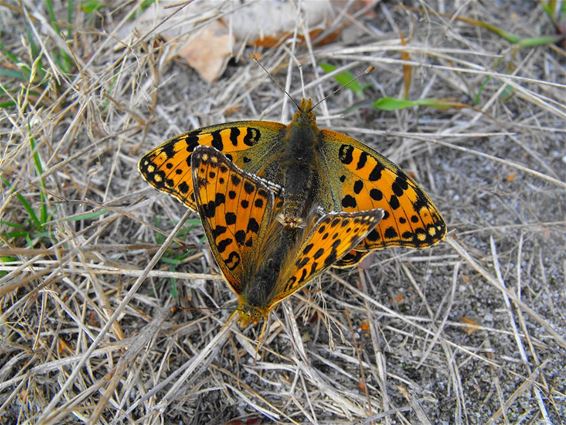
left=0, top=67, right=28, bottom=81
left=515, top=35, right=564, bottom=48
left=81, top=0, right=104, bottom=14
left=29, top=134, right=49, bottom=224
left=0, top=220, right=26, bottom=228
left=0, top=100, right=16, bottom=109
left=373, top=97, right=468, bottom=111
left=67, top=0, right=75, bottom=38
left=1, top=177, right=42, bottom=230
left=65, top=209, right=108, bottom=221
left=320, top=63, right=365, bottom=95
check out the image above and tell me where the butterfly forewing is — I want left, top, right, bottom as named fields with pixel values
left=191, top=146, right=284, bottom=293
left=138, top=121, right=285, bottom=210
left=272, top=209, right=384, bottom=305
left=319, top=129, right=446, bottom=263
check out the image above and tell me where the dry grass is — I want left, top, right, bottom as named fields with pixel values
left=1, top=1, right=565, bottom=424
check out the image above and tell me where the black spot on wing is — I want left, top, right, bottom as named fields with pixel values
left=212, top=225, right=227, bottom=238
left=203, top=201, right=216, bottom=218
left=235, top=230, right=246, bottom=245
left=247, top=218, right=259, bottom=233
left=413, top=194, right=429, bottom=212
left=225, top=212, right=236, bottom=225
left=243, top=128, right=260, bottom=146
left=215, top=193, right=226, bottom=206
left=384, top=227, right=398, bottom=239
left=367, top=229, right=381, bottom=241
left=341, top=195, right=357, bottom=208
left=217, top=238, right=233, bottom=253
left=356, top=151, right=368, bottom=169
left=211, top=130, right=223, bottom=151
left=162, top=143, right=175, bottom=158
left=324, top=250, right=337, bottom=267
left=244, top=182, right=254, bottom=194
left=338, top=144, right=354, bottom=164
left=225, top=251, right=241, bottom=271
left=178, top=182, right=189, bottom=193
left=302, top=243, right=314, bottom=255
left=370, top=188, right=383, bottom=201
left=368, top=162, right=385, bottom=181
left=389, top=195, right=400, bottom=210
left=229, top=127, right=240, bottom=146
left=231, top=174, right=241, bottom=186
left=186, top=132, right=200, bottom=152
left=392, top=175, right=409, bottom=196
left=313, top=248, right=325, bottom=259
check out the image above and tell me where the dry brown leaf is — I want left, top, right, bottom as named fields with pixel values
left=177, top=20, right=233, bottom=83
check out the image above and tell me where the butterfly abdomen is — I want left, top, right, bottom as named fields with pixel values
left=242, top=225, right=302, bottom=310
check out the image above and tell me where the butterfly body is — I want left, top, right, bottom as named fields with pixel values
left=277, top=100, right=325, bottom=226
left=237, top=222, right=303, bottom=324
left=190, top=146, right=383, bottom=326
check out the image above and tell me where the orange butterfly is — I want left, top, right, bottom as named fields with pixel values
left=139, top=98, right=446, bottom=267
left=190, top=146, right=383, bottom=325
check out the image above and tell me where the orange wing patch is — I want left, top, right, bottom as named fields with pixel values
left=138, top=122, right=284, bottom=210
left=321, top=129, right=446, bottom=264
left=273, top=209, right=383, bottom=304
left=191, top=146, right=284, bottom=293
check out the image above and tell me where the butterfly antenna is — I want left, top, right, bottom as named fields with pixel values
left=310, top=65, right=375, bottom=112
left=250, top=53, right=300, bottom=110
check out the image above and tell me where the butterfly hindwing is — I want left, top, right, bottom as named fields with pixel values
left=319, top=129, right=446, bottom=265
left=139, top=121, right=285, bottom=210
left=331, top=249, right=369, bottom=268
left=271, top=209, right=384, bottom=305
left=191, top=146, right=284, bottom=294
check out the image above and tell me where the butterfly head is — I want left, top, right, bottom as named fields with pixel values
left=291, top=98, right=317, bottom=127
left=236, top=303, right=269, bottom=327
